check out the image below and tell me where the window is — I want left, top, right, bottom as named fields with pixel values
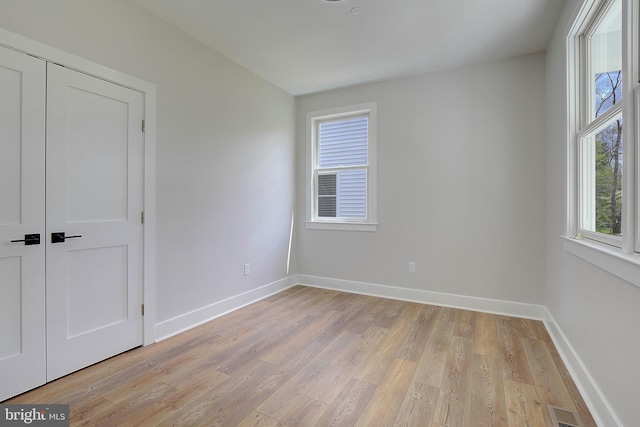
left=570, top=0, right=640, bottom=254
left=576, top=0, right=624, bottom=246
left=306, top=103, right=377, bottom=231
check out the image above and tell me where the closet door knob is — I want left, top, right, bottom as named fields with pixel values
left=51, top=232, right=83, bottom=243
left=10, top=234, right=41, bottom=245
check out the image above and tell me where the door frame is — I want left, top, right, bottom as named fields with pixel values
left=0, top=27, right=157, bottom=345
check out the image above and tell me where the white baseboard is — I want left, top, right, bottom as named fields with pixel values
left=297, top=274, right=546, bottom=319
left=543, top=309, right=622, bottom=427
left=154, top=275, right=297, bottom=341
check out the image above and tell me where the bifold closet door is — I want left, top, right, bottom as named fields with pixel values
left=0, top=46, right=47, bottom=401
left=45, top=63, right=144, bottom=381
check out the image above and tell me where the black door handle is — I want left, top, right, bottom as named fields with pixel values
left=51, top=232, right=83, bottom=243
left=10, top=234, right=41, bottom=245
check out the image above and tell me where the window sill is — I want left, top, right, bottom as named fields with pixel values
left=305, top=221, right=378, bottom=232
left=561, top=235, right=640, bottom=289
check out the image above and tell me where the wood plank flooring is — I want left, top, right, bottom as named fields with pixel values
left=4, top=286, right=596, bottom=426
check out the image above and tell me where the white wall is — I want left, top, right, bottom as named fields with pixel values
left=545, top=1, right=640, bottom=426
left=297, top=54, right=547, bottom=306
left=0, top=0, right=297, bottom=333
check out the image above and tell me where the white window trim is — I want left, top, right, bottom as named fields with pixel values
left=562, top=236, right=640, bottom=288
left=565, top=0, right=640, bottom=289
left=306, top=102, right=378, bottom=232
left=576, top=107, right=623, bottom=247
left=635, top=82, right=640, bottom=252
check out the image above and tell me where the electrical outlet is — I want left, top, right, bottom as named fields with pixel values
left=408, top=262, right=416, bottom=273
left=244, top=263, right=250, bottom=276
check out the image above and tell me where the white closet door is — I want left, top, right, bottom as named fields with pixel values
left=0, top=46, right=46, bottom=401
left=45, top=63, right=144, bottom=381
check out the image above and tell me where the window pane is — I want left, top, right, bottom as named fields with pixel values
left=317, top=173, right=336, bottom=196
left=337, top=169, right=367, bottom=218
left=588, top=117, right=623, bottom=236
left=595, top=117, right=623, bottom=235
left=317, top=174, right=336, bottom=217
left=595, top=71, right=622, bottom=117
left=318, top=197, right=336, bottom=217
left=318, top=116, right=368, bottom=168
left=589, top=0, right=622, bottom=118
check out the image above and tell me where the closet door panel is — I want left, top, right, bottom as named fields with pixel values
left=45, top=63, right=144, bottom=381
left=0, top=45, right=46, bottom=401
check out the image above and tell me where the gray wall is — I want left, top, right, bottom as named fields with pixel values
left=0, top=0, right=297, bottom=325
left=297, top=53, right=547, bottom=305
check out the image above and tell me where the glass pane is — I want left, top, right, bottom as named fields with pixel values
left=317, top=173, right=336, bottom=196
left=594, top=117, right=623, bottom=236
left=318, top=196, right=336, bottom=217
left=318, top=115, right=368, bottom=168
left=317, top=173, right=337, bottom=217
left=595, top=71, right=622, bottom=117
left=337, top=169, right=367, bottom=218
left=589, top=0, right=622, bottom=118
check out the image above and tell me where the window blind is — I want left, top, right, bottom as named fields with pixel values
left=318, top=116, right=368, bottom=168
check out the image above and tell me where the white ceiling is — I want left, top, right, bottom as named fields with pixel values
left=131, top=0, right=565, bottom=95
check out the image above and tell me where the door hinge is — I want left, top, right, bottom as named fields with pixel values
left=141, top=211, right=144, bottom=224
left=142, top=120, right=145, bottom=132
left=141, top=304, right=145, bottom=316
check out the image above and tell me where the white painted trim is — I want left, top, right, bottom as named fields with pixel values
left=154, top=276, right=298, bottom=341
left=305, top=102, right=378, bottom=230
left=622, top=0, right=638, bottom=256
left=142, top=89, right=157, bottom=346
left=562, top=235, right=640, bottom=289
left=543, top=308, right=623, bottom=427
left=305, top=221, right=378, bottom=232
left=297, top=275, right=546, bottom=320
left=0, top=27, right=158, bottom=345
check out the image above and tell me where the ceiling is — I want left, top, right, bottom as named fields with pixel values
left=131, top=0, right=565, bottom=95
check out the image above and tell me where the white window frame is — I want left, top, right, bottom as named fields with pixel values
left=577, top=0, right=625, bottom=247
left=306, top=102, right=377, bottom=231
left=565, top=0, right=640, bottom=288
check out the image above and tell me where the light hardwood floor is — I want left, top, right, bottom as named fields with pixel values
left=4, top=286, right=596, bottom=426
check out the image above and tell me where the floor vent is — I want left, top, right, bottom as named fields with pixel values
left=548, top=405, right=582, bottom=427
